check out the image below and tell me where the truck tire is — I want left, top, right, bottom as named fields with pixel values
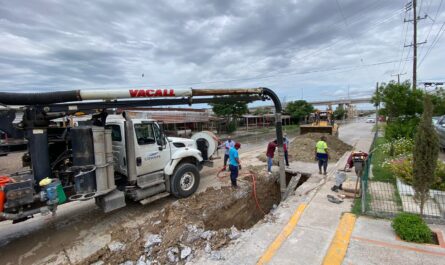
left=171, top=163, right=200, bottom=198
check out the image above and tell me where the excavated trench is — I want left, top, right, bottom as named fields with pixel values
left=285, top=171, right=311, bottom=187
left=84, top=172, right=310, bottom=265
left=203, top=177, right=281, bottom=230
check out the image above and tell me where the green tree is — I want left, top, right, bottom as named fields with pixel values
left=372, top=81, right=424, bottom=121
left=413, top=96, right=439, bottom=215
left=285, top=100, right=314, bottom=123
left=372, top=81, right=424, bottom=140
left=209, top=96, right=249, bottom=132
left=333, top=105, right=347, bottom=120
left=430, top=88, right=445, bottom=116
left=253, top=107, right=271, bottom=115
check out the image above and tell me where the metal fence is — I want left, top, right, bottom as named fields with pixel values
left=361, top=131, right=445, bottom=224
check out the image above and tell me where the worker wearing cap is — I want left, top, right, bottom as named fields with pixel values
left=229, top=142, right=241, bottom=188
left=315, top=136, right=329, bottom=175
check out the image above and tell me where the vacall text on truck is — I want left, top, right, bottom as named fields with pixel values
left=0, top=87, right=286, bottom=223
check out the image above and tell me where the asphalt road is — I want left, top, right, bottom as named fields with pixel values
left=0, top=121, right=367, bottom=265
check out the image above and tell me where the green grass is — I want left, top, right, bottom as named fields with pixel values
left=371, top=137, right=396, bottom=183
left=372, top=123, right=386, bottom=132
left=351, top=191, right=372, bottom=215
left=351, top=197, right=362, bottom=215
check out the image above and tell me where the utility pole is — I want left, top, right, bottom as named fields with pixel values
left=413, top=0, right=417, bottom=90
left=404, top=0, right=427, bottom=90
left=391, top=73, right=406, bottom=84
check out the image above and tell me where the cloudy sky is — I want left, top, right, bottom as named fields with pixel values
left=0, top=0, right=444, bottom=106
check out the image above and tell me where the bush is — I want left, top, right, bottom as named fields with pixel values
left=392, top=213, right=433, bottom=243
left=380, top=137, right=414, bottom=157
left=385, top=118, right=419, bottom=140
left=382, top=155, right=413, bottom=183
left=383, top=156, right=445, bottom=191
left=372, top=137, right=395, bottom=183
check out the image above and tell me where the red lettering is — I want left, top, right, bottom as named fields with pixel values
left=129, top=88, right=175, bottom=98
left=146, top=89, right=154, bottom=96
left=155, top=89, right=163, bottom=96
left=129, top=89, right=138, bottom=97
left=137, top=90, right=146, bottom=97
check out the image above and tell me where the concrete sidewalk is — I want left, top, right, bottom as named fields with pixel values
left=192, top=121, right=376, bottom=264
left=344, top=217, right=445, bottom=265
left=263, top=122, right=374, bottom=265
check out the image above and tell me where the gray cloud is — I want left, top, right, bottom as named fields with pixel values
left=0, top=0, right=444, bottom=103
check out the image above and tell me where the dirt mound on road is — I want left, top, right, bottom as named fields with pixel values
left=289, top=133, right=352, bottom=162
left=83, top=170, right=280, bottom=265
left=258, top=133, right=352, bottom=163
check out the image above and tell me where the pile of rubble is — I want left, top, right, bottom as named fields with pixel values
left=85, top=170, right=280, bottom=265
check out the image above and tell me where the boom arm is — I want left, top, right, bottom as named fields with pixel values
left=0, top=87, right=287, bottom=196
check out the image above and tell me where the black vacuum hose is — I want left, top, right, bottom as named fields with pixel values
left=0, top=90, right=80, bottom=105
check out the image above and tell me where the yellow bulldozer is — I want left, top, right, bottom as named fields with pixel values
left=300, top=110, right=338, bottom=135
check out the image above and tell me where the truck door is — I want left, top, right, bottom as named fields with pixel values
left=133, top=122, right=171, bottom=176
left=105, top=124, right=127, bottom=176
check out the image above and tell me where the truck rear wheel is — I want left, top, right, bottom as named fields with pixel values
left=171, top=163, right=200, bottom=198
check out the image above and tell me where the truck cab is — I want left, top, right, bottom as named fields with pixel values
left=105, top=116, right=205, bottom=199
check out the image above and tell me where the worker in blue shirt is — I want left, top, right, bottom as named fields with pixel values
left=229, top=142, right=242, bottom=188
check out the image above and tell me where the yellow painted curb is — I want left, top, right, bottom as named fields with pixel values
left=256, top=203, right=307, bottom=265
left=322, top=213, right=357, bottom=265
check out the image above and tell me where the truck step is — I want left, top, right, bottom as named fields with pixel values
left=139, top=178, right=165, bottom=189
left=139, top=192, right=170, bottom=205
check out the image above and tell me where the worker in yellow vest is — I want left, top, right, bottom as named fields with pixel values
left=315, top=136, right=329, bottom=175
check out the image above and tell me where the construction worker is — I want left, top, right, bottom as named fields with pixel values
left=229, top=142, right=242, bottom=188
left=283, top=133, right=290, bottom=167
left=266, top=139, right=278, bottom=174
left=315, top=136, right=329, bottom=175
left=220, top=136, right=235, bottom=170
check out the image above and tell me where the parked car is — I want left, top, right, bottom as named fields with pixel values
left=0, top=130, right=8, bottom=156
left=434, top=116, right=445, bottom=149
left=366, top=118, right=376, bottom=123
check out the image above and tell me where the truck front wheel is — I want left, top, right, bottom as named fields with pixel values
left=171, top=163, right=200, bottom=198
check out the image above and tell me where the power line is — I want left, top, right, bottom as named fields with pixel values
left=0, top=58, right=413, bottom=92
left=418, top=22, right=445, bottom=67
left=417, top=0, right=442, bottom=61
left=404, top=0, right=428, bottom=89
left=294, top=7, right=406, bottom=64
left=418, top=0, right=444, bottom=67
left=395, top=9, right=410, bottom=74
left=401, top=44, right=412, bottom=75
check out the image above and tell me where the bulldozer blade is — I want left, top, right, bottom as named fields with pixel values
left=299, top=126, right=333, bottom=135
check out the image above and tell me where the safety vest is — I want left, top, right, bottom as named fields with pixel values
left=316, top=140, right=328, bottom=154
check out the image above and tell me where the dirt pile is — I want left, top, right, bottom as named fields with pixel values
left=289, top=133, right=352, bottom=162
left=84, top=170, right=280, bottom=265
left=258, top=133, right=352, bottom=164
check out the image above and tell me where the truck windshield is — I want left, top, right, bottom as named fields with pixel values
left=134, top=123, right=156, bottom=145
